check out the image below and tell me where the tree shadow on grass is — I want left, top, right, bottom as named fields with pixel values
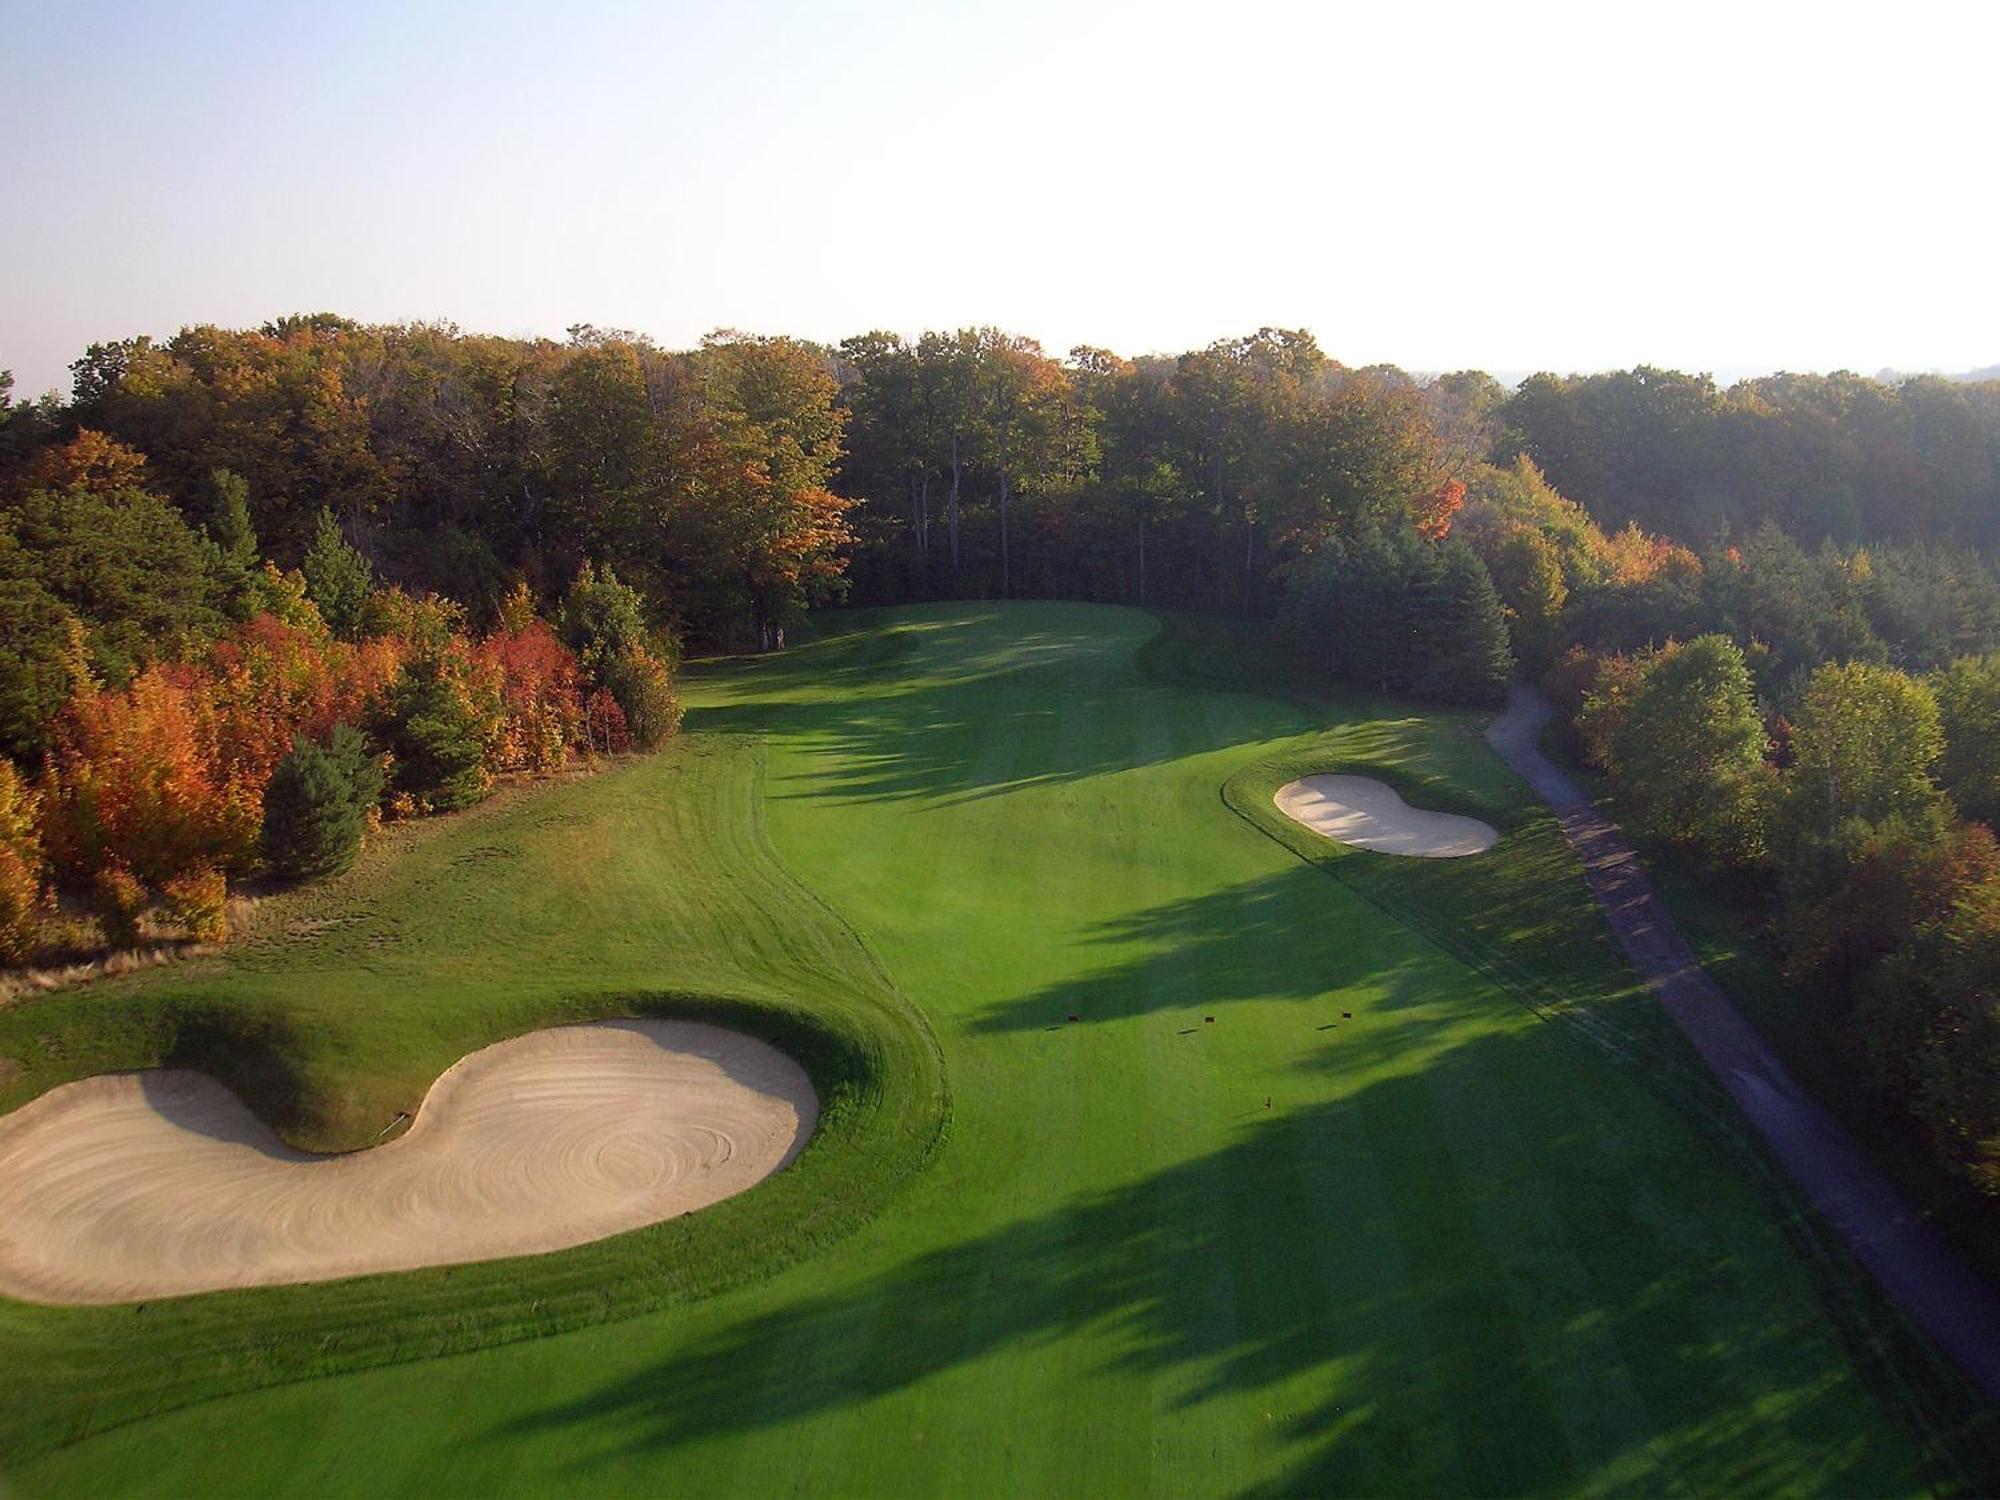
left=967, top=864, right=1424, bottom=1035
left=686, top=612, right=1304, bottom=810
left=479, top=1027, right=1917, bottom=1496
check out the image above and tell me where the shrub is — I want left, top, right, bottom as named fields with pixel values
left=475, top=619, right=587, bottom=772
left=583, top=688, right=631, bottom=755
left=41, top=667, right=258, bottom=886
left=93, top=862, right=149, bottom=947
left=161, top=864, right=229, bottom=942
left=603, top=647, right=682, bottom=749
left=0, top=843, right=39, bottom=962
left=374, top=657, right=492, bottom=813
left=262, top=732, right=371, bottom=880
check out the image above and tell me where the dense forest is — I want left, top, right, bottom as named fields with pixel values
left=5, top=315, right=2000, bottom=1194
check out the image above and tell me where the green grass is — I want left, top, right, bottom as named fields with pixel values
left=0, top=602, right=1978, bottom=1495
left=1531, top=720, right=2000, bottom=1307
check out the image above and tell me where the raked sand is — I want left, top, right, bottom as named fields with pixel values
left=0, top=1019, right=816, bottom=1305
left=1274, top=774, right=1498, bottom=858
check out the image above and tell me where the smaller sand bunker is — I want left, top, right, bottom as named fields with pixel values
left=1274, top=775, right=1497, bottom=858
left=0, top=1019, right=816, bottom=1305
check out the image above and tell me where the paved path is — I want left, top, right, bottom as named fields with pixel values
left=1486, top=684, right=2000, bottom=1403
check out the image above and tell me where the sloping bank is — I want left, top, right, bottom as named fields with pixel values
left=0, top=734, right=948, bottom=1462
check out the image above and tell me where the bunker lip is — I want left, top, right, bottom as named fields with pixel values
left=0, top=1019, right=818, bottom=1306
left=1274, top=774, right=1498, bottom=858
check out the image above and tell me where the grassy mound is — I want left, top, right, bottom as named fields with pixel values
left=0, top=734, right=946, bottom=1459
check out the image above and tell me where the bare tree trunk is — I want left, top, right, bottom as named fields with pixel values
left=999, top=465, right=1011, bottom=598
left=948, top=431, right=962, bottom=581
left=1137, top=518, right=1146, bottom=604
left=1244, top=518, right=1255, bottom=611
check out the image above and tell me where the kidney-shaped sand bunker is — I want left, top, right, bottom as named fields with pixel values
left=0, top=1019, right=817, bottom=1305
left=1274, top=774, right=1497, bottom=858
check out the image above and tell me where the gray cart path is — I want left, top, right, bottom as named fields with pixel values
left=1486, top=684, right=2000, bottom=1402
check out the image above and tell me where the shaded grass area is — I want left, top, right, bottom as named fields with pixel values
left=1221, top=736, right=1997, bottom=1491
left=0, top=735, right=947, bottom=1463
left=2, top=603, right=1974, bottom=1495
left=1533, top=724, right=2000, bottom=1307
left=1153, top=624, right=1999, bottom=1485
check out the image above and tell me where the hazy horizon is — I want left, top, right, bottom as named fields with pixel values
left=6, top=0, right=1996, bottom=401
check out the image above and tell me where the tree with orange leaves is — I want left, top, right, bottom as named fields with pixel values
left=39, top=665, right=256, bottom=887
left=473, top=618, right=587, bottom=773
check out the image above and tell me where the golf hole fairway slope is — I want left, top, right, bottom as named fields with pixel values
left=1275, top=773, right=1498, bottom=857
left=0, top=1019, right=817, bottom=1304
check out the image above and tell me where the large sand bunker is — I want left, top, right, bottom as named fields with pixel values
left=0, top=1019, right=816, bottom=1305
left=1274, top=775, right=1497, bottom=858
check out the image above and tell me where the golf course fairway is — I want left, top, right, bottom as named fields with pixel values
left=0, top=603, right=1983, bottom=1495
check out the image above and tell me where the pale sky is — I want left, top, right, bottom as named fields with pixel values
left=4, top=0, right=1995, bottom=400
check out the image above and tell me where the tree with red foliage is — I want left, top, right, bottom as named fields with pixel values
left=473, top=618, right=587, bottom=772
left=39, top=665, right=256, bottom=886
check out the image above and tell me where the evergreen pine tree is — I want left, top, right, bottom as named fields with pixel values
left=375, top=657, right=490, bottom=812
left=262, top=733, right=369, bottom=879
left=1335, top=532, right=1406, bottom=693
left=1417, top=542, right=1513, bottom=706
left=327, top=722, right=384, bottom=812
left=302, top=508, right=372, bottom=640
left=203, top=469, right=262, bottom=621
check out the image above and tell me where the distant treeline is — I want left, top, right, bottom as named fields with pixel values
left=1504, top=367, right=2000, bottom=548
left=8, top=318, right=2000, bottom=674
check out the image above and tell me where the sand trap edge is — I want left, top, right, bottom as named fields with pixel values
left=1273, top=774, right=1498, bottom=859
left=0, top=1018, right=818, bottom=1305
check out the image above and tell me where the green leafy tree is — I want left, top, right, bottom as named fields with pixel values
left=0, top=483, right=226, bottom=758
left=1935, top=652, right=2000, bottom=827
left=1486, top=525, right=1569, bottom=671
left=301, top=508, right=372, bottom=640
left=1778, top=661, right=1946, bottom=851
left=1608, top=635, right=1770, bottom=860
left=1783, top=807, right=1995, bottom=1002
left=559, top=563, right=657, bottom=672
